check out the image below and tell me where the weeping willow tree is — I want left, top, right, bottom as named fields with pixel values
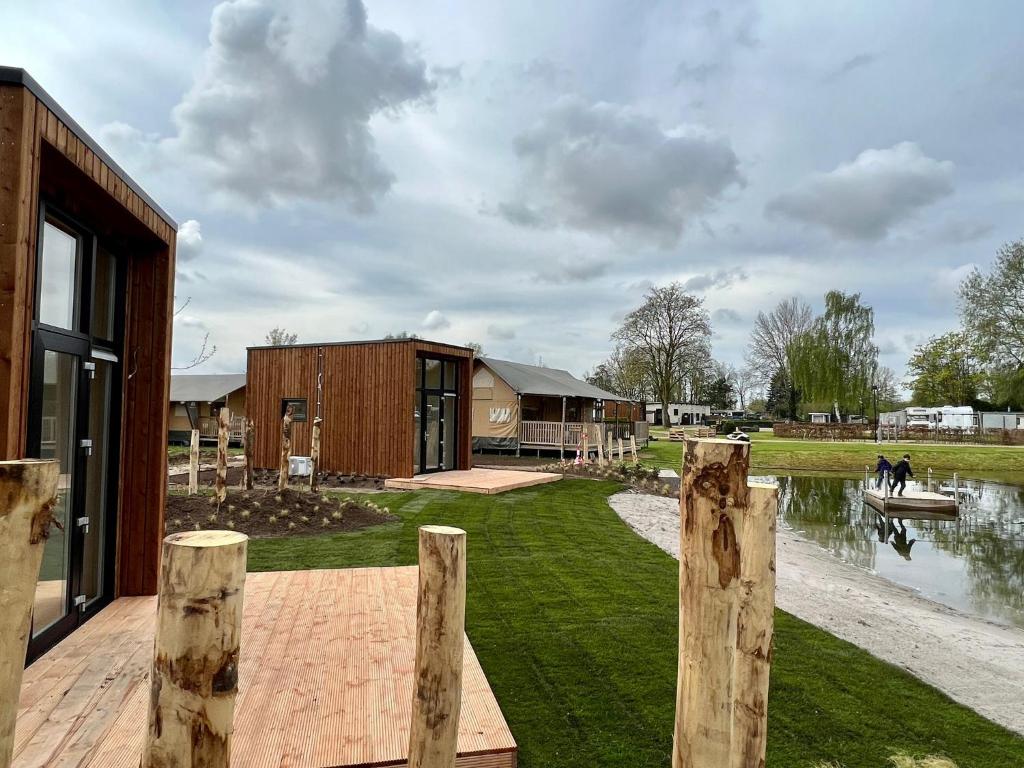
left=789, top=291, right=879, bottom=420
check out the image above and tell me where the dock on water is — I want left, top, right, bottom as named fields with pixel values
left=862, top=466, right=961, bottom=518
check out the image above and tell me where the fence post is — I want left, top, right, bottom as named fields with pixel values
left=216, top=408, right=230, bottom=504
left=189, top=429, right=200, bottom=495
left=0, top=460, right=59, bottom=768
left=927, top=467, right=933, bottom=493
left=674, top=439, right=777, bottom=768
left=242, top=419, right=255, bottom=491
left=142, top=530, right=247, bottom=768
left=617, top=437, right=624, bottom=462
left=607, top=431, right=614, bottom=463
left=278, top=405, right=293, bottom=492
left=629, top=434, right=638, bottom=463
left=310, top=417, right=322, bottom=493
left=597, top=434, right=606, bottom=466
left=408, top=525, right=467, bottom=768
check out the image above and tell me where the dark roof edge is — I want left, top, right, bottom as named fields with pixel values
left=246, top=338, right=476, bottom=352
left=0, top=66, right=177, bottom=229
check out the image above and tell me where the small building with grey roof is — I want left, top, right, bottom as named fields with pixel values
left=168, top=372, right=247, bottom=444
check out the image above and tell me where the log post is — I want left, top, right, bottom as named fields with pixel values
left=607, top=431, right=614, bottom=463
left=188, top=429, right=200, bottom=496
left=597, top=435, right=605, bottom=466
left=0, top=460, right=59, bottom=768
left=309, top=417, right=322, bottom=493
left=673, top=438, right=777, bottom=768
left=278, top=406, right=293, bottom=492
left=617, top=437, right=624, bottom=462
left=142, top=530, right=248, bottom=768
left=408, top=525, right=467, bottom=768
left=242, top=420, right=255, bottom=491
left=629, top=434, right=638, bottom=464
left=582, top=429, right=589, bottom=464
left=215, top=408, right=230, bottom=504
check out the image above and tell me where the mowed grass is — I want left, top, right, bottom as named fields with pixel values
left=640, top=434, right=1024, bottom=481
left=247, top=480, right=1024, bottom=767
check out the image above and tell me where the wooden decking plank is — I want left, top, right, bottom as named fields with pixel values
left=15, top=568, right=517, bottom=768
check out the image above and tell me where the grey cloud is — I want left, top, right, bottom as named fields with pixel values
left=431, top=64, right=463, bottom=87
left=160, top=0, right=434, bottom=211
left=765, top=142, right=954, bottom=240
left=487, top=324, right=516, bottom=340
left=822, top=53, right=877, bottom=84
left=712, top=308, right=742, bottom=324
left=501, top=96, right=742, bottom=246
left=422, top=310, right=451, bottom=330
left=536, top=255, right=611, bottom=284
left=683, top=267, right=747, bottom=292
left=932, top=220, right=994, bottom=244
left=495, top=201, right=546, bottom=228
left=674, top=60, right=719, bottom=85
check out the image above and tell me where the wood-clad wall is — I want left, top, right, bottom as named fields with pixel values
left=0, top=82, right=176, bottom=597
left=248, top=340, right=473, bottom=478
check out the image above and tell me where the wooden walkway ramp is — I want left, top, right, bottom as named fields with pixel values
left=14, top=567, right=517, bottom=768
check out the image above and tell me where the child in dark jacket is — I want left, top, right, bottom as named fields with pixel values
left=890, top=454, right=914, bottom=496
left=874, top=455, right=892, bottom=489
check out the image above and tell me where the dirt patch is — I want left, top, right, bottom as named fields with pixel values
left=538, top=460, right=678, bottom=497
left=168, top=467, right=388, bottom=491
left=165, top=488, right=398, bottom=538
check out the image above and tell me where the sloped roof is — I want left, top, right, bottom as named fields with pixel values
left=479, top=357, right=632, bottom=401
left=170, top=373, right=246, bottom=403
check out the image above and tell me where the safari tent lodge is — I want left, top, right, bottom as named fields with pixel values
left=168, top=372, right=247, bottom=444
left=472, top=356, right=646, bottom=455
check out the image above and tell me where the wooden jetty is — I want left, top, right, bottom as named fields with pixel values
left=862, top=466, right=961, bottom=518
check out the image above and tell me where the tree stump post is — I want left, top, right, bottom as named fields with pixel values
left=188, top=429, right=200, bottom=496
left=408, top=525, right=467, bottom=768
left=616, top=437, right=624, bottom=462
left=673, top=438, right=777, bottom=768
left=309, top=417, right=322, bottom=493
left=242, top=420, right=255, bottom=491
left=0, top=460, right=59, bottom=768
left=597, top=436, right=605, bottom=466
left=278, top=406, right=293, bottom=492
left=142, top=530, right=248, bottom=768
left=216, top=408, right=230, bottom=504
left=629, top=434, right=638, bottom=464
left=582, top=430, right=589, bottom=464
left=607, top=431, right=613, bottom=463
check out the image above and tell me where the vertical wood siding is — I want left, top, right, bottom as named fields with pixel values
left=0, top=83, right=176, bottom=597
left=248, top=341, right=473, bottom=477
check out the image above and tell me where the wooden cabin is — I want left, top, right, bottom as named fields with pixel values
left=0, top=68, right=176, bottom=660
left=168, top=372, right=246, bottom=444
left=472, top=356, right=647, bottom=453
left=246, top=339, right=474, bottom=477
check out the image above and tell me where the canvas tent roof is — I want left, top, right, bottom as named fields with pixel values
left=170, top=373, right=246, bottom=403
left=479, top=357, right=632, bottom=401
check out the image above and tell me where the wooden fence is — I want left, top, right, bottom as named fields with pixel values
left=198, top=415, right=245, bottom=443
left=519, top=420, right=648, bottom=448
left=774, top=421, right=1024, bottom=445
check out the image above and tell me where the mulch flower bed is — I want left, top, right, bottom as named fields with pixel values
left=165, top=488, right=399, bottom=538
left=539, top=460, right=678, bottom=497
left=169, top=468, right=388, bottom=491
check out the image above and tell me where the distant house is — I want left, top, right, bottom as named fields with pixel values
left=645, top=403, right=710, bottom=426
left=979, top=411, right=1024, bottom=430
left=808, top=412, right=831, bottom=424
left=472, top=357, right=645, bottom=454
left=168, top=373, right=247, bottom=444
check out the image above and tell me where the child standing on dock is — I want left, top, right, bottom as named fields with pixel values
left=890, top=453, right=914, bottom=496
left=874, top=454, right=892, bottom=489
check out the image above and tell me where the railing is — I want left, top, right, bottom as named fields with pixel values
left=518, top=420, right=649, bottom=447
left=198, top=415, right=245, bottom=443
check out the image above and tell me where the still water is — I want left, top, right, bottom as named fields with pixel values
left=762, top=474, right=1024, bottom=629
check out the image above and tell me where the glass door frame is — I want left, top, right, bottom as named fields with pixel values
left=25, top=201, right=125, bottom=663
left=414, top=355, right=459, bottom=475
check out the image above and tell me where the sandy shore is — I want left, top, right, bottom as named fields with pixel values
left=609, top=490, right=1024, bottom=736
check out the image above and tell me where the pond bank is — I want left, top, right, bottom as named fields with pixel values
left=609, top=490, right=1024, bottom=736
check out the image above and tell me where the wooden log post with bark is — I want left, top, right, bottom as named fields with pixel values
left=0, top=460, right=59, bottom=768
left=629, top=434, right=638, bottom=464
left=407, top=525, right=467, bottom=768
left=673, top=438, right=777, bottom=768
left=617, top=437, right=624, bottom=462
left=188, top=429, right=200, bottom=496
left=142, top=530, right=248, bottom=768
left=278, top=405, right=293, bottom=492
left=309, top=417, right=322, bottom=493
left=242, top=420, right=255, bottom=491
left=215, top=408, right=230, bottom=504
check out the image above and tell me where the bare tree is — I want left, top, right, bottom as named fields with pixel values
left=586, top=343, right=649, bottom=401
left=732, top=366, right=757, bottom=412
left=745, top=297, right=813, bottom=386
left=265, top=327, right=299, bottom=346
left=172, top=296, right=216, bottom=370
left=613, top=283, right=711, bottom=427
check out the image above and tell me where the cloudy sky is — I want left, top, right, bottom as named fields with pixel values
left=5, top=0, right=1023, bottom=384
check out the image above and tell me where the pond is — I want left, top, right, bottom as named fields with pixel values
left=763, top=473, right=1024, bottom=629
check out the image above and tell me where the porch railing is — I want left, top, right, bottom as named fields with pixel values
left=519, top=420, right=649, bottom=448
left=198, top=415, right=245, bottom=443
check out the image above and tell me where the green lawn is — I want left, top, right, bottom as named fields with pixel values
left=248, top=480, right=1024, bottom=767
left=640, top=435, right=1024, bottom=481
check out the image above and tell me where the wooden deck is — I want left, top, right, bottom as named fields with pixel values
left=863, top=487, right=958, bottom=517
left=14, top=567, right=517, bottom=768
left=385, top=468, right=561, bottom=494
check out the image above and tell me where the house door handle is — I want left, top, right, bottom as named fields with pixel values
left=79, top=438, right=93, bottom=456
left=76, top=516, right=90, bottom=534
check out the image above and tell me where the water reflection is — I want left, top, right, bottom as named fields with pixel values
left=765, top=474, right=1024, bottom=628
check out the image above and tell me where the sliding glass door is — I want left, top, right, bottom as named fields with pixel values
left=414, top=357, right=459, bottom=474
